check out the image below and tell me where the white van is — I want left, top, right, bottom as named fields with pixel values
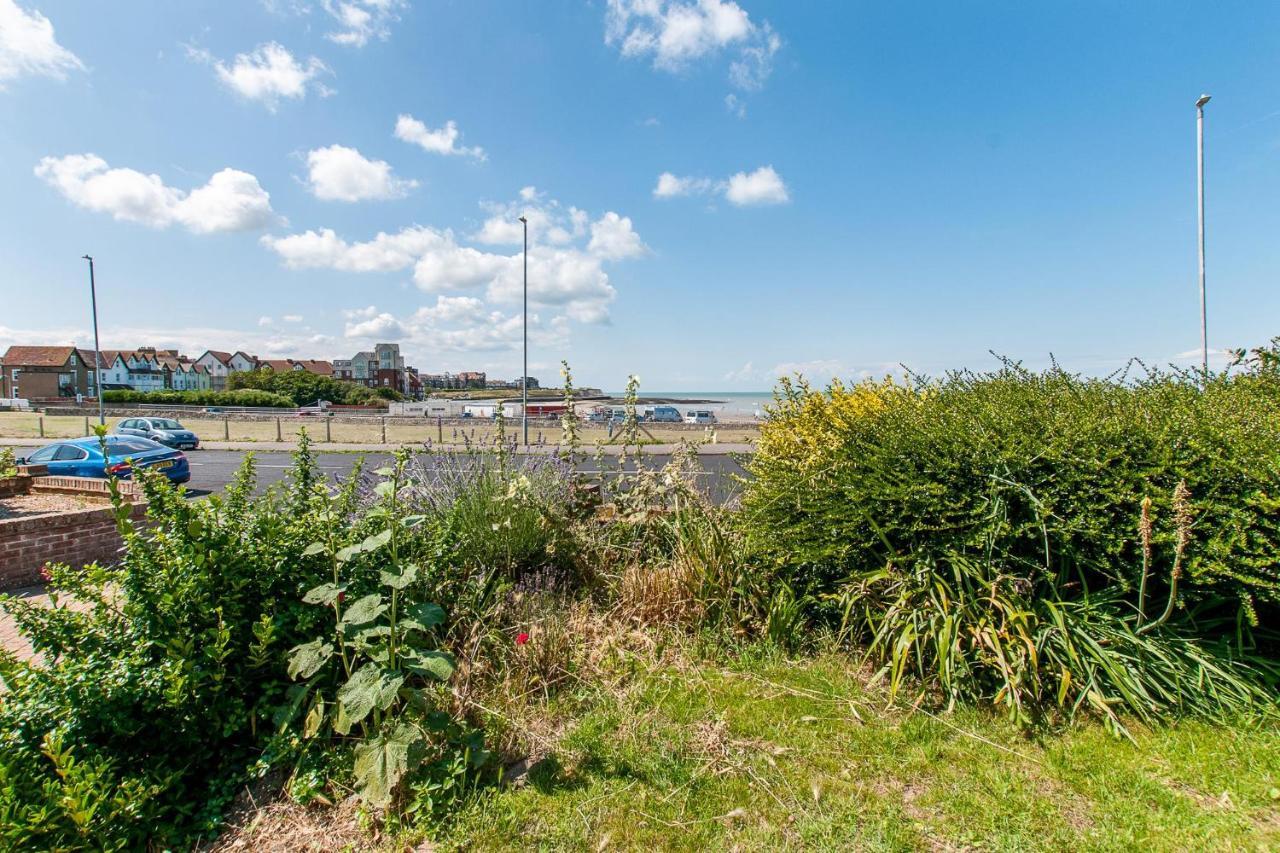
left=684, top=410, right=716, bottom=424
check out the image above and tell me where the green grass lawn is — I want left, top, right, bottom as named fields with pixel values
left=439, top=649, right=1280, bottom=851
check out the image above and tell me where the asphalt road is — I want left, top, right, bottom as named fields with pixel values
left=10, top=447, right=753, bottom=504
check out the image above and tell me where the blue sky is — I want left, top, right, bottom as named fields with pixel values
left=2, top=0, right=1278, bottom=390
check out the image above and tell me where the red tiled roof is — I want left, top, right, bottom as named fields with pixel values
left=1, top=346, right=82, bottom=367
left=260, top=359, right=295, bottom=372
left=293, top=359, right=334, bottom=375
left=200, top=350, right=233, bottom=366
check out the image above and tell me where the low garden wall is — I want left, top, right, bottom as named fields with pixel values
left=0, top=475, right=146, bottom=591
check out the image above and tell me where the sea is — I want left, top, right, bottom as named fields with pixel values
left=603, top=391, right=776, bottom=420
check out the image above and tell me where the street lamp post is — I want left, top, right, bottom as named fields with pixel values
left=82, top=254, right=104, bottom=426
left=1196, top=93, right=1211, bottom=383
left=520, top=215, right=529, bottom=447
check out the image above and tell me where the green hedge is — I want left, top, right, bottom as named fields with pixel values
left=102, top=388, right=295, bottom=408
left=746, top=363, right=1280, bottom=614
left=741, top=356, right=1280, bottom=729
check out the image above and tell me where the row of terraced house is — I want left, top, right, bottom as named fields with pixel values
left=0, top=342, right=522, bottom=403
left=0, top=346, right=338, bottom=401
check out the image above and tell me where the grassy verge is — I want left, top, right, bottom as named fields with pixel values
left=0, top=412, right=759, bottom=446
left=439, top=648, right=1279, bottom=851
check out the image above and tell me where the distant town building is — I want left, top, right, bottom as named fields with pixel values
left=0, top=346, right=93, bottom=399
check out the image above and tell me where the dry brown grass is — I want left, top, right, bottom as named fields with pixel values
left=199, top=793, right=376, bottom=852
left=615, top=559, right=705, bottom=628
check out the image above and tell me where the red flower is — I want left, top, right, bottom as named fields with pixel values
left=38, top=565, right=52, bottom=584
left=337, top=591, right=346, bottom=605
left=515, top=632, right=530, bottom=646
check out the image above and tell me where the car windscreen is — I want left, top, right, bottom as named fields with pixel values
left=150, top=419, right=182, bottom=429
left=107, top=438, right=161, bottom=454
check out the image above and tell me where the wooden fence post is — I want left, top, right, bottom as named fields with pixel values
left=84, top=415, right=90, bottom=435
left=223, top=417, right=230, bottom=440
left=38, top=416, right=45, bottom=438
left=437, top=417, right=443, bottom=444
left=325, top=416, right=332, bottom=443
left=276, top=417, right=282, bottom=441
left=381, top=417, right=387, bottom=444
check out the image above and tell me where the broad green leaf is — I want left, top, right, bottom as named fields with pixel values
left=302, top=542, right=326, bottom=557
left=373, top=466, right=395, bottom=477
left=353, top=625, right=392, bottom=648
left=402, top=602, right=445, bottom=630
left=379, top=563, right=419, bottom=590
left=373, top=481, right=396, bottom=498
left=361, top=529, right=393, bottom=553
left=303, top=696, right=325, bottom=738
left=341, top=593, right=387, bottom=626
left=302, top=582, right=344, bottom=605
left=352, top=723, right=423, bottom=808
left=403, top=514, right=427, bottom=529
left=273, top=682, right=311, bottom=731
left=403, top=648, right=456, bottom=682
left=335, top=544, right=362, bottom=563
left=287, top=639, right=334, bottom=680
left=334, top=664, right=405, bottom=735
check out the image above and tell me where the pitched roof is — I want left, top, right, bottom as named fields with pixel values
left=1, top=346, right=83, bottom=367
left=293, top=359, right=334, bottom=376
left=76, top=348, right=107, bottom=368
left=260, top=359, right=295, bottom=372
left=199, top=350, right=233, bottom=366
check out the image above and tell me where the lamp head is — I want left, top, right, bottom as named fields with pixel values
left=518, top=216, right=527, bottom=224
left=82, top=254, right=92, bottom=260
left=1196, top=94, right=1212, bottom=108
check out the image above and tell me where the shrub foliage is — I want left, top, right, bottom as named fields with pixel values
left=101, top=388, right=295, bottom=408
left=743, top=360, right=1280, bottom=731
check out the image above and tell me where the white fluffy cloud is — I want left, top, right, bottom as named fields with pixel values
left=322, top=0, right=405, bottom=47
left=654, top=165, right=788, bottom=206
left=305, top=144, right=416, bottom=201
left=725, top=165, right=789, bottom=205
left=588, top=212, right=646, bottom=260
left=263, top=189, right=643, bottom=329
left=653, top=171, right=713, bottom=198
left=0, top=322, right=334, bottom=360
left=344, top=311, right=406, bottom=339
left=605, top=0, right=780, bottom=90
left=194, top=42, right=330, bottom=110
left=262, top=225, right=445, bottom=272
left=0, top=0, right=83, bottom=86
left=342, top=298, right=570, bottom=354
left=394, top=114, right=486, bottom=160
left=35, top=153, right=275, bottom=233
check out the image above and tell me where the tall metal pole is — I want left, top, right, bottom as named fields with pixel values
left=1196, top=94, right=1211, bottom=383
left=520, top=215, right=528, bottom=446
left=82, top=254, right=104, bottom=425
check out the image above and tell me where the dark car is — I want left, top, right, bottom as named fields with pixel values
left=115, top=417, right=200, bottom=449
left=18, top=436, right=191, bottom=484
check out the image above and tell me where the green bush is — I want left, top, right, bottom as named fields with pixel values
left=0, top=439, right=340, bottom=847
left=743, top=357, right=1280, bottom=729
left=101, top=388, right=294, bottom=408
left=228, top=369, right=396, bottom=406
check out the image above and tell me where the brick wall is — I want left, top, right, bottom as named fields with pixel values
left=0, top=476, right=30, bottom=498
left=0, top=503, right=148, bottom=590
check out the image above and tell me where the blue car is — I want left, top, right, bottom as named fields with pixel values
left=18, top=436, right=191, bottom=484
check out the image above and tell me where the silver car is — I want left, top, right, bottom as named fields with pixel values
left=115, top=417, right=201, bottom=450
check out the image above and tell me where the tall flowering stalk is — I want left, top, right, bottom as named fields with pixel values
left=559, top=360, right=580, bottom=460
left=621, top=373, right=642, bottom=460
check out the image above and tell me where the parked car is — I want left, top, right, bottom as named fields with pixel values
left=684, top=410, right=717, bottom=424
left=115, top=417, right=200, bottom=449
left=648, top=406, right=683, bottom=423
left=17, top=436, right=191, bottom=484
